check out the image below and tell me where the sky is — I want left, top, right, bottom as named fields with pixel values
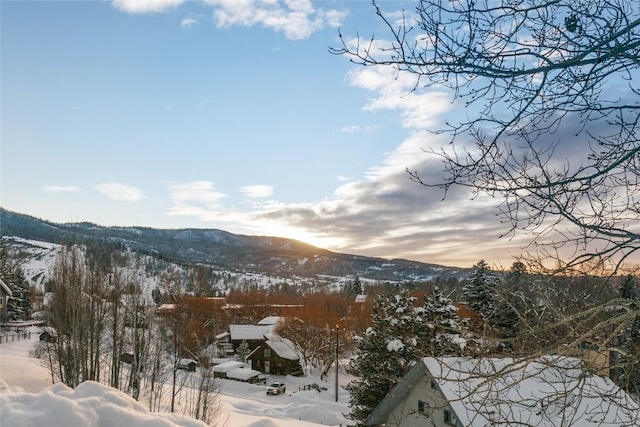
left=2, top=0, right=552, bottom=268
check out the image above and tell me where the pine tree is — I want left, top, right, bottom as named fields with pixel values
left=0, top=239, right=30, bottom=321
left=463, top=259, right=499, bottom=320
left=420, top=288, right=465, bottom=356
left=346, top=289, right=465, bottom=423
left=620, top=275, right=638, bottom=300
left=236, top=340, right=250, bottom=361
left=491, top=261, right=527, bottom=341
left=345, top=275, right=363, bottom=299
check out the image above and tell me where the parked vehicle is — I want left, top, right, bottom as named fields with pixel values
left=265, top=381, right=286, bottom=395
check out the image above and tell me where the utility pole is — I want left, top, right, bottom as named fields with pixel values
left=335, top=325, right=339, bottom=402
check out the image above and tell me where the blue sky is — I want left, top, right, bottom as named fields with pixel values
left=1, top=0, right=530, bottom=268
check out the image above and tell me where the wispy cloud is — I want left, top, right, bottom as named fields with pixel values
left=181, top=17, right=198, bottom=28
left=341, top=125, right=360, bottom=133
left=341, top=124, right=379, bottom=133
left=112, top=0, right=185, bottom=14
left=43, top=186, right=82, bottom=193
left=166, top=181, right=227, bottom=216
left=240, top=185, right=274, bottom=199
left=95, top=183, right=143, bottom=201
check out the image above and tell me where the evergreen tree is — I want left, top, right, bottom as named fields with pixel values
left=345, top=275, right=363, bottom=299
left=491, top=261, right=527, bottom=341
left=463, top=259, right=499, bottom=320
left=236, top=340, right=250, bottom=361
left=420, top=288, right=465, bottom=355
left=620, top=275, right=638, bottom=300
left=0, top=239, right=30, bottom=321
left=346, top=289, right=464, bottom=424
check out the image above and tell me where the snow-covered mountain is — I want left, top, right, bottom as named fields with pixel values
left=1, top=208, right=468, bottom=288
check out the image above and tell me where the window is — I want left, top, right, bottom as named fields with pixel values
left=418, top=400, right=429, bottom=417
left=264, top=348, right=271, bottom=358
left=0, top=297, right=3, bottom=306
left=444, top=409, right=457, bottom=425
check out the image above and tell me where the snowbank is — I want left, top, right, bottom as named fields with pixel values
left=0, top=379, right=209, bottom=427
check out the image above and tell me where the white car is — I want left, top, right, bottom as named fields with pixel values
left=265, top=381, right=286, bottom=395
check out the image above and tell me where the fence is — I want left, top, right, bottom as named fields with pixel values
left=0, top=332, right=32, bottom=344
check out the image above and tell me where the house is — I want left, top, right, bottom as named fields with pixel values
left=39, top=327, right=57, bottom=343
left=355, top=294, right=368, bottom=303
left=228, top=324, right=275, bottom=352
left=177, top=358, right=198, bottom=372
left=247, top=335, right=302, bottom=376
left=0, top=278, right=13, bottom=323
left=213, top=331, right=234, bottom=357
left=365, top=356, right=639, bottom=427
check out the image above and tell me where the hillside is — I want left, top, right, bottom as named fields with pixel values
left=0, top=208, right=467, bottom=282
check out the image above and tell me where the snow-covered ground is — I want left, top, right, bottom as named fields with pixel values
left=0, top=328, right=354, bottom=426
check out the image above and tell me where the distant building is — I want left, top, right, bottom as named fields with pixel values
left=39, top=327, right=58, bottom=343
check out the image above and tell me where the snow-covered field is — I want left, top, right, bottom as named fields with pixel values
left=0, top=329, right=354, bottom=427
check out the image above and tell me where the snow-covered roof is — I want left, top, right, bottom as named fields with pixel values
left=41, top=326, right=57, bottom=336
left=0, top=278, right=12, bottom=297
left=213, top=361, right=247, bottom=373
left=229, top=324, right=274, bottom=341
left=215, top=331, right=230, bottom=340
left=265, top=336, right=300, bottom=361
left=257, top=316, right=282, bottom=325
left=369, top=356, right=639, bottom=426
left=354, top=294, right=367, bottom=303
left=225, top=368, right=261, bottom=381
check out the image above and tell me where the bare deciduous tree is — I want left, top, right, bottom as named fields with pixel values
left=332, top=0, right=640, bottom=273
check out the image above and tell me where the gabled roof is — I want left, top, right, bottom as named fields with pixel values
left=0, top=278, right=13, bottom=297
left=265, top=336, right=300, bottom=361
left=229, top=324, right=274, bottom=341
left=367, top=356, right=639, bottom=426
left=365, top=361, right=427, bottom=426
left=247, top=334, right=301, bottom=361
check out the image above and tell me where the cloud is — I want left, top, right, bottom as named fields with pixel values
left=240, top=185, right=274, bottom=198
left=345, top=65, right=453, bottom=129
left=205, top=0, right=348, bottom=40
left=112, top=0, right=185, bottom=14
left=181, top=17, right=198, bottom=28
left=43, top=186, right=82, bottom=193
left=166, top=181, right=228, bottom=217
left=95, top=183, right=143, bottom=202
left=159, top=58, right=524, bottom=267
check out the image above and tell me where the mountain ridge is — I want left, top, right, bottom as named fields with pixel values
left=0, top=208, right=468, bottom=281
